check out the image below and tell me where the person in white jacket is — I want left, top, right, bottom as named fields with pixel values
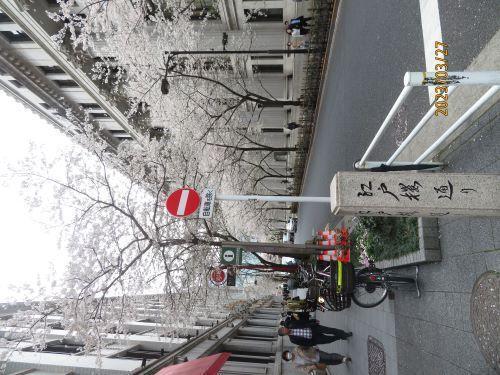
left=282, top=346, right=351, bottom=374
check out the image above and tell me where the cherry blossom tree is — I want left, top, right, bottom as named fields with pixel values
left=0, top=123, right=281, bottom=364
left=0, top=0, right=303, bottom=364
left=49, top=0, right=299, bottom=198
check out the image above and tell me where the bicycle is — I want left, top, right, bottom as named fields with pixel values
left=351, top=263, right=420, bottom=308
left=297, top=261, right=354, bottom=311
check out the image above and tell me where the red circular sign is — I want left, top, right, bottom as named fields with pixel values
left=210, top=268, right=227, bottom=285
left=166, top=188, right=200, bottom=218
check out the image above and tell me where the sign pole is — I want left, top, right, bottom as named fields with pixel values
left=216, top=194, right=330, bottom=203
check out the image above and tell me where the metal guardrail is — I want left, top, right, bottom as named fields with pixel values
left=355, top=71, right=500, bottom=171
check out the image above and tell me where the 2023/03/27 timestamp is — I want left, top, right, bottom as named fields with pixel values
left=434, top=41, right=449, bottom=116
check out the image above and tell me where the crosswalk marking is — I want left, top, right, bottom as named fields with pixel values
left=419, top=0, right=444, bottom=104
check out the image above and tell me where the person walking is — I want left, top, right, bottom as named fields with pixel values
left=286, top=27, right=309, bottom=36
left=280, top=312, right=318, bottom=328
left=278, top=321, right=352, bottom=346
left=286, top=121, right=303, bottom=130
left=285, top=16, right=313, bottom=29
left=282, top=346, right=351, bottom=373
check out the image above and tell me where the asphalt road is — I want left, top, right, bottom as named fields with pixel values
left=296, top=0, right=499, bottom=243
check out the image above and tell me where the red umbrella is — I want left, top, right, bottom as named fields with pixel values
left=155, top=353, right=231, bottom=375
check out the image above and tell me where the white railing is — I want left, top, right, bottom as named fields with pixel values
left=355, top=71, right=500, bottom=171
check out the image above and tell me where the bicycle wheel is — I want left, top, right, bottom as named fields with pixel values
left=307, top=279, right=322, bottom=301
left=351, top=267, right=388, bottom=308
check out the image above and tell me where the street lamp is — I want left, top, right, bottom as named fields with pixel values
left=161, top=46, right=319, bottom=95
left=165, top=48, right=316, bottom=57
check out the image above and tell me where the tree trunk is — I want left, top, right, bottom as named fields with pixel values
left=221, top=241, right=332, bottom=256
left=206, top=143, right=300, bottom=152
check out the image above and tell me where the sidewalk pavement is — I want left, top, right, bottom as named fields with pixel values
left=316, top=77, right=500, bottom=375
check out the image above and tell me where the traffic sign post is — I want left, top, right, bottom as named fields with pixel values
left=165, top=187, right=200, bottom=218
left=166, top=187, right=330, bottom=219
left=220, top=247, right=242, bottom=265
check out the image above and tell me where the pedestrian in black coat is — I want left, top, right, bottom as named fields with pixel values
left=285, top=16, right=313, bottom=29
left=278, top=321, right=352, bottom=347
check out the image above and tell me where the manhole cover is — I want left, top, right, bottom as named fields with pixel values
left=470, top=271, right=500, bottom=371
left=367, top=336, right=386, bottom=375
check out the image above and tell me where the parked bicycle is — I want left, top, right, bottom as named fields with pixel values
left=296, top=261, right=354, bottom=311
left=351, top=262, right=420, bottom=308
left=292, top=260, right=420, bottom=310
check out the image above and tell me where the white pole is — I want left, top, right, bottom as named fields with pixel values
left=216, top=194, right=330, bottom=203
left=358, top=86, right=413, bottom=167
left=404, top=71, right=500, bottom=86
left=386, top=86, right=457, bottom=165
left=414, top=85, right=499, bottom=164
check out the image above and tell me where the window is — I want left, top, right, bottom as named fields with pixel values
left=0, top=13, right=13, bottom=23
left=149, top=127, right=165, bottom=140
left=46, top=0, right=77, bottom=5
left=53, top=79, right=79, bottom=88
left=274, top=151, right=287, bottom=162
left=252, top=64, right=283, bottom=74
left=9, top=79, right=24, bottom=88
left=90, top=112, right=110, bottom=119
left=190, top=0, right=220, bottom=20
left=38, top=65, right=65, bottom=74
left=24, top=340, right=84, bottom=354
left=261, top=128, right=284, bottom=133
left=138, top=318, right=156, bottom=323
left=48, top=321, right=64, bottom=330
left=80, top=103, right=102, bottom=110
left=227, top=350, right=275, bottom=364
left=114, top=347, right=168, bottom=360
left=251, top=55, right=283, bottom=60
left=193, top=57, right=232, bottom=72
left=244, top=8, right=283, bottom=22
left=0, top=30, right=32, bottom=42
left=93, top=56, right=118, bottom=64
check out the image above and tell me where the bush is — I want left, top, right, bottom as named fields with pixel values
left=350, top=217, right=419, bottom=266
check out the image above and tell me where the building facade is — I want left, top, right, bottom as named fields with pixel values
left=0, top=296, right=307, bottom=375
left=0, top=0, right=306, bottom=195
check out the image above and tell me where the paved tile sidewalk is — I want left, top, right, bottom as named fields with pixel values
left=317, top=104, right=499, bottom=374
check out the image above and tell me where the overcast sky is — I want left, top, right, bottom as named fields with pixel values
left=0, top=90, right=69, bottom=302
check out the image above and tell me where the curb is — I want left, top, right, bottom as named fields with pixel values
left=299, top=0, right=343, bottom=195
left=376, top=218, right=442, bottom=269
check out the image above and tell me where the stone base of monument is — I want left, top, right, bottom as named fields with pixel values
left=376, top=218, right=442, bottom=269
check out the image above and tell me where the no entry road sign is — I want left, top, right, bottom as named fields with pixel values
left=166, top=188, right=200, bottom=218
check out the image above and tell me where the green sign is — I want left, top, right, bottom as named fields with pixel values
left=221, top=247, right=242, bottom=265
